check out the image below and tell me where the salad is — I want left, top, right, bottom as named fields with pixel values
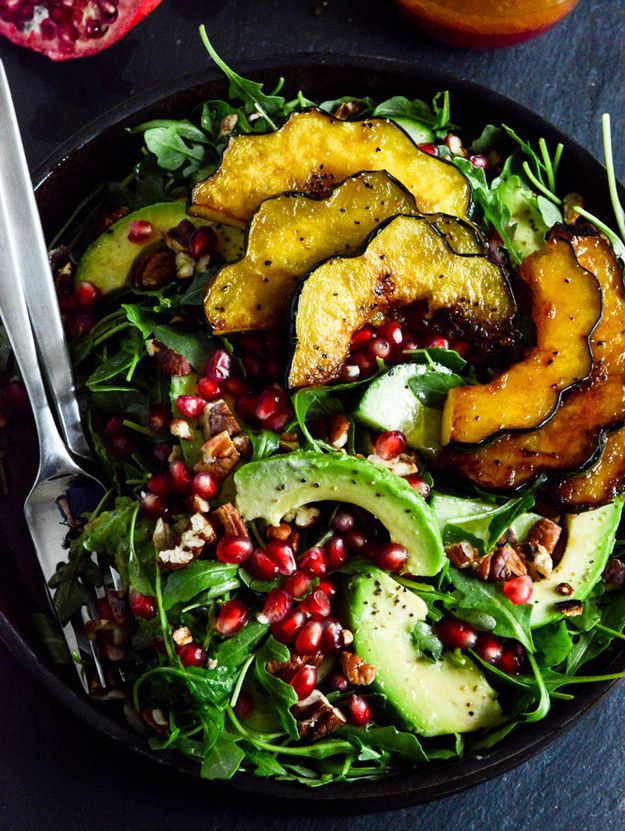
left=40, top=31, right=625, bottom=786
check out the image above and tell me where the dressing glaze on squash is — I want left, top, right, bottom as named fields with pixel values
left=287, top=214, right=516, bottom=388
left=444, top=226, right=625, bottom=492
left=441, top=236, right=602, bottom=446
left=189, top=109, right=471, bottom=227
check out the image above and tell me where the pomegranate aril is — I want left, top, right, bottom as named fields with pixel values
left=404, top=474, right=431, bottom=499
left=129, top=591, right=157, bottom=620
left=326, top=536, right=348, bottom=569
left=375, top=430, right=406, bottom=460
left=266, top=540, right=297, bottom=576
left=192, top=471, right=220, bottom=500
left=270, top=608, right=308, bottom=644
left=103, top=415, right=126, bottom=438
left=284, top=570, right=311, bottom=598
left=148, top=472, right=172, bottom=496
left=401, top=337, right=419, bottom=353
left=216, top=599, right=249, bottom=636
left=177, top=643, right=207, bottom=667
left=206, top=348, right=232, bottom=382
left=496, top=644, right=524, bottom=675
left=139, top=492, right=167, bottom=520
left=317, top=578, right=337, bottom=599
left=367, top=336, right=392, bottom=362
left=299, top=589, right=331, bottom=618
left=216, top=535, right=253, bottom=564
left=175, top=395, right=205, bottom=419
left=243, top=354, right=264, bottom=381
left=320, top=617, right=345, bottom=654
left=153, top=442, right=173, bottom=466
left=290, top=664, right=317, bottom=700
left=299, top=546, right=327, bottom=578
left=474, top=633, right=504, bottom=665
left=450, top=340, right=469, bottom=358
left=418, top=142, right=439, bottom=156
left=263, top=408, right=290, bottom=432
left=470, top=154, right=489, bottom=170
left=74, top=280, right=101, bottom=311
left=110, top=435, right=135, bottom=459
left=233, top=690, right=254, bottom=720
left=189, top=226, right=218, bottom=258
left=266, top=358, right=281, bottom=381
left=435, top=617, right=478, bottom=650
left=327, top=671, right=350, bottom=692
left=95, top=596, right=113, bottom=620
left=295, top=620, right=324, bottom=655
left=351, top=352, right=375, bottom=377
left=240, top=332, right=265, bottom=355
left=127, top=220, right=154, bottom=243
left=58, top=293, right=76, bottom=314
left=333, top=510, right=355, bottom=533
left=503, top=575, right=534, bottom=605
left=197, top=377, right=221, bottom=401
left=340, top=363, right=361, bottom=383
left=375, top=542, right=408, bottom=573
left=378, top=320, right=403, bottom=346
left=347, top=693, right=372, bottom=726
left=71, top=313, right=96, bottom=337
left=420, top=334, right=450, bottom=350
left=148, top=403, right=170, bottom=433
left=235, top=392, right=260, bottom=421
left=258, top=588, right=293, bottom=624
left=169, top=460, right=192, bottom=493
left=255, top=387, right=282, bottom=421
left=247, top=549, right=280, bottom=581
left=222, top=376, right=248, bottom=398
left=344, top=529, right=371, bottom=554
left=350, top=323, right=376, bottom=350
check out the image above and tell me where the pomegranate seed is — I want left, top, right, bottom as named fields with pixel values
left=344, top=529, right=371, bottom=554
left=295, top=620, right=324, bottom=655
left=340, top=363, right=361, bottom=383
left=153, top=442, right=172, bottom=466
left=206, top=348, right=232, bottom=382
left=95, top=596, right=113, bottom=620
left=404, top=474, right=431, bottom=498
left=265, top=540, right=297, bottom=575
left=235, top=393, right=260, bottom=421
left=103, top=415, right=126, bottom=438
left=435, top=617, right=478, bottom=650
left=350, top=323, right=376, bottom=350
left=263, top=408, right=291, bottom=432
left=197, top=377, right=221, bottom=401
left=450, top=340, right=469, bottom=358
left=401, top=337, right=420, bottom=352
left=71, top=313, right=96, bottom=337
left=317, top=578, right=337, bottom=599
left=375, top=430, right=406, bottom=460
left=284, top=570, right=311, bottom=598
left=110, top=435, right=134, bottom=459
left=474, top=633, right=504, bottom=664
left=470, top=154, right=489, bottom=169
left=347, top=694, right=372, bottom=726
left=175, top=395, right=205, bottom=419
left=290, top=664, right=317, bottom=700
left=177, top=643, right=207, bottom=667
left=222, top=376, right=248, bottom=397
left=367, top=336, right=392, bottom=361
left=58, top=294, right=76, bottom=315
left=189, top=226, right=217, bottom=258
left=299, top=588, right=331, bottom=618
left=216, top=599, right=249, bottom=636
left=233, top=689, right=254, bottom=720
left=299, top=546, right=328, bottom=578
left=169, top=460, right=192, bottom=493
left=192, top=471, right=220, bottom=500
left=148, top=403, right=170, bottom=433
left=326, top=536, right=348, bottom=569
left=503, top=575, right=534, bottom=605
left=247, top=549, right=280, bottom=581
left=378, top=320, right=403, bottom=346
left=216, top=535, right=253, bottom=564
left=420, top=334, right=450, bottom=350
left=148, top=472, right=172, bottom=496
left=270, top=608, right=308, bottom=644
left=327, top=672, right=350, bottom=692
left=259, top=588, right=293, bottom=624
left=496, top=643, right=524, bottom=675
left=74, top=280, right=101, bottom=311
left=418, top=142, right=439, bottom=156
left=139, top=492, right=167, bottom=520
left=375, top=542, right=408, bottom=573
left=266, top=358, right=281, bottom=381
left=129, top=591, right=157, bottom=620
left=351, top=352, right=375, bottom=377
left=240, top=332, right=266, bottom=355
left=333, top=510, right=355, bottom=533
left=243, top=354, right=264, bottom=381
left=320, top=617, right=345, bottom=654
left=127, top=220, right=154, bottom=243
left=255, top=387, right=282, bottom=421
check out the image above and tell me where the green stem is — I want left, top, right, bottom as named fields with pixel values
left=229, top=654, right=255, bottom=709
left=539, top=138, right=555, bottom=193
left=522, top=161, right=562, bottom=205
left=522, top=652, right=551, bottom=723
left=602, top=113, right=625, bottom=242
left=571, top=205, right=625, bottom=254
left=122, top=419, right=164, bottom=440
left=154, top=566, right=176, bottom=665
left=595, top=623, right=625, bottom=641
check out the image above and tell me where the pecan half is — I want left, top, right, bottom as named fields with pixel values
left=340, top=652, right=376, bottom=686
left=202, top=399, right=241, bottom=438
left=475, top=545, right=527, bottom=582
left=555, top=599, right=584, bottom=617
left=602, top=559, right=625, bottom=591
left=291, top=690, right=346, bottom=741
left=211, top=502, right=249, bottom=540
left=146, top=339, right=192, bottom=376
left=134, top=250, right=176, bottom=289
left=446, top=541, right=479, bottom=569
left=525, top=518, right=562, bottom=556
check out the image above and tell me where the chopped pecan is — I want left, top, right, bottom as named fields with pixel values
left=164, top=219, right=196, bottom=252
left=141, top=707, right=169, bottom=735
left=232, top=433, right=252, bottom=457
left=289, top=505, right=321, bottom=529
left=332, top=100, right=361, bottom=120
left=202, top=399, right=241, bottom=438
left=563, top=192, right=584, bottom=225
left=367, top=451, right=419, bottom=477
left=211, top=502, right=249, bottom=540
left=146, top=339, right=192, bottom=376
left=187, top=512, right=217, bottom=544
left=266, top=651, right=324, bottom=682
left=520, top=542, right=553, bottom=581
left=445, top=541, right=479, bottom=569
left=340, top=652, right=376, bottom=686
left=172, top=626, right=193, bottom=646
left=170, top=418, right=193, bottom=440
left=219, top=113, right=239, bottom=136
left=134, top=250, right=176, bottom=289
left=555, top=599, right=584, bottom=616
left=496, top=527, right=517, bottom=547
left=444, top=132, right=468, bottom=157
left=602, top=559, right=625, bottom=591
left=194, top=430, right=240, bottom=478
left=157, top=540, right=202, bottom=571
left=266, top=522, right=292, bottom=542
left=556, top=582, right=574, bottom=596
left=279, top=432, right=300, bottom=452
left=327, top=414, right=350, bottom=449
left=175, top=251, right=195, bottom=279
left=187, top=493, right=211, bottom=514
left=475, top=545, right=527, bottom=582
left=100, top=206, right=129, bottom=232
left=153, top=518, right=176, bottom=550
left=291, top=690, right=346, bottom=741
left=525, top=518, right=562, bottom=556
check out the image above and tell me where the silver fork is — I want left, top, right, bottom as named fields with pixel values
left=0, top=61, right=115, bottom=692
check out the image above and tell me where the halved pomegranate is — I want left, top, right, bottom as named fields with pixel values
left=0, top=0, right=164, bottom=61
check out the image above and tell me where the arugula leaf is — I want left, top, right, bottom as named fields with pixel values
left=410, top=620, right=443, bottom=662
left=162, top=561, right=240, bottom=610
left=254, top=637, right=299, bottom=739
left=200, top=732, right=245, bottom=779
left=123, top=305, right=212, bottom=372
left=567, top=591, right=625, bottom=674
left=213, top=620, right=268, bottom=669
left=339, top=724, right=428, bottom=763
left=248, top=429, right=281, bottom=461
left=533, top=620, right=573, bottom=668
left=405, top=346, right=467, bottom=373
left=373, top=91, right=451, bottom=135
left=484, top=495, right=535, bottom=553
left=408, top=370, right=464, bottom=408
left=31, top=612, right=72, bottom=665
left=443, top=523, right=486, bottom=558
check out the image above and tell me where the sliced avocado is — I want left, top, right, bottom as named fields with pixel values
left=76, top=202, right=245, bottom=294
left=234, top=450, right=445, bottom=576
left=495, top=175, right=562, bottom=259
left=354, top=363, right=450, bottom=457
left=345, top=569, right=502, bottom=736
left=530, top=501, right=623, bottom=628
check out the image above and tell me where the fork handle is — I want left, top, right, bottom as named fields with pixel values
left=0, top=61, right=91, bottom=461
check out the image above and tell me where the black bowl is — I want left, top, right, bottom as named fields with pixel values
left=1, top=53, right=623, bottom=814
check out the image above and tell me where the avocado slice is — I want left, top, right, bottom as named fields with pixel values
left=76, top=202, right=244, bottom=294
left=234, top=451, right=445, bottom=576
left=344, top=569, right=502, bottom=736
left=353, top=362, right=451, bottom=457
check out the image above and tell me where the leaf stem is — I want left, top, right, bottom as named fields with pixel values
left=602, top=113, right=625, bottom=242
left=521, top=161, right=562, bottom=205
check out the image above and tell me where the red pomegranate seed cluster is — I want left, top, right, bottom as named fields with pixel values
left=435, top=616, right=526, bottom=675
left=57, top=278, right=101, bottom=339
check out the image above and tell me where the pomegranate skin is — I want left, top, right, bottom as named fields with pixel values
left=0, top=0, right=165, bottom=61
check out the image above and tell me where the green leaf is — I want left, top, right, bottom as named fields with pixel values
left=373, top=91, right=451, bottom=133
left=485, top=495, right=535, bottom=553
left=162, top=561, right=240, bottom=610
left=408, top=370, right=464, bottom=408
left=339, top=724, right=427, bottom=763
left=31, top=612, right=72, bottom=665
left=248, top=429, right=281, bottom=461
left=533, top=620, right=573, bottom=668
left=567, top=591, right=625, bottom=674
left=410, top=620, right=443, bottom=662
left=213, top=619, right=268, bottom=670
left=406, top=347, right=467, bottom=373
left=200, top=732, right=245, bottom=779
left=254, top=637, right=299, bottom=739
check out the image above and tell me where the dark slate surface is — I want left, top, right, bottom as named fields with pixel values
left=1, top=0, right=625, bottom=828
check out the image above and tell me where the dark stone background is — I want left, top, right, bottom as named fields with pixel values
left=1, top=1, right=625, bottom=828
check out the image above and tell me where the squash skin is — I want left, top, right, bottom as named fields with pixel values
left=444, top=226, right=625, bottom=493
left=189, top=108, right=471, bottom=227
left=441, top=236, right=602, bottom=447
left=287, top=214, right=516, bottom=388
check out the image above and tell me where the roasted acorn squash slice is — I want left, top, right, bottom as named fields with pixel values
left=287, top=214, right=516, bottom=388
left=189, top=109, right=471, bottom=227
left=441, top=236, right=602, bottom=446
left=444, top=226, right=625, bottom=492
